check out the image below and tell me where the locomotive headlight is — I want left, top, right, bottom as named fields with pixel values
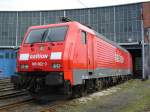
left=20, top=64, right=25, bottom=69
left=24, top=64, right=28, bottom=69
left=20, top=64, right=28, bottom=69
left=52, top=63, right=61, bottom=69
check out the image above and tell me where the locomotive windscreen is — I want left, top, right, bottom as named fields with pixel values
left=25, top=26, right=68, bottom=44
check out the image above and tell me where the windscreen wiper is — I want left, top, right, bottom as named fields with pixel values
left=41, top=29, right=48, bottom=42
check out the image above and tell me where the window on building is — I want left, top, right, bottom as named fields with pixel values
left=11, top=53, right=14, bottom=59
left=15, top=52, right=18, bottom=58
left=5, top=53, right=9, bottom=59
left=0, top=55, right=3, bottom=59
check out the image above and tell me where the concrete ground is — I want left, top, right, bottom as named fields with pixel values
left=55, top=79, right=150, bottom=112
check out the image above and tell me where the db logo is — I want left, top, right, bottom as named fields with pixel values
left=115, top=54, right=124, bottom=63
left=30, top=54, right=48, bottom=59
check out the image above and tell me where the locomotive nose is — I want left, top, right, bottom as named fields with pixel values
left=18, top=42, right=64, bottom=72
left=18, top=52, right=63, bottom=71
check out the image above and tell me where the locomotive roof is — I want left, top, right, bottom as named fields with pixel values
left=75, top=22, right=128, bottom=53
left=94, top=32, right=128, bottom=53
left=28, top=22, right=70, bottom=29
left=28, top=21, right=128, bottom=53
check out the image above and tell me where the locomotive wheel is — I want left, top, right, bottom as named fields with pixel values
left=72, top=86, right=81, bottom=98
left=72, top=84, right=87, bottom=98
left=126, top=75, right=130, bottom=80
left=121, top=75, right=127, bottom=83
left=80, top=84, right=87, bottom=97
left=125, top=75, right=128, bottom=81
left=106, top=78, right=110, bottom=87
left=103, top=78, right=108, bottom=88
left=116, top=76, right=120, bottom=84
left=63, top=81, right=72, bottom=98
left=95, top=79, right=103, bottom=91
left=109, top=77, right=113, bottom=86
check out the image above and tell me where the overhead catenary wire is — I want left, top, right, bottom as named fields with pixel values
left=77, top=0, right=88, bottom=8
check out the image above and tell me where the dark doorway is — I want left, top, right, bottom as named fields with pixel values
left=127, top=49, right=142, bottom=78
left=121, top=44, right=142, bottom=78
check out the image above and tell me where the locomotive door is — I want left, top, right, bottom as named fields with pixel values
left=87, top=33, right=94, bottom=74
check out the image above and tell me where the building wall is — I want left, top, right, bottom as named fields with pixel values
left=143, top=2, right=150, bottom=28
left=0, top=49, right=17, bottom=77
left=0, top=3, right=142, bottom=46
left=142, top=2, right=150, bottom=79
left=0, top=12, right=17, bottom=46
left=143, top=2, right=150, bottom=43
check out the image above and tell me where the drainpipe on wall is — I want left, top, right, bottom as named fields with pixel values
left=141, top=8, right=146, bottom=80
left=15, top=11, right=18, bottom=47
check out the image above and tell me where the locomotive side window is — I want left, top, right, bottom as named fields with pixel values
left=81, top=31, right=86, bottom=44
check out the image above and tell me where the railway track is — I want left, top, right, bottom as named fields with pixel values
left=0, top=77, right=131, bottom=112
left=0, top=83, right=12, bottom=86
left=0, top=98, right=33, bottom=111
left=0, top=77, right=10, bottom=81
left=0, top=96, right=68, bottom=112
left=39, top=100, right=68, bottom=112
left=0, top=77, right=28, bottom=100
left=0, top=87, right=14, bottom=92
left=0, top=78, right=11, bottom=83
left=0, top=90, right=28, bottom=99
left=0, top=78, right=68, bottom=112
left=0, top=78, right=32, bottom=111
left=0, top=78, right=12, bottom=88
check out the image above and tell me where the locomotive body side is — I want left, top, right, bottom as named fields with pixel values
left=95, top=36, right=132, bottom=76
left=71, top=23, right=132, bottom=86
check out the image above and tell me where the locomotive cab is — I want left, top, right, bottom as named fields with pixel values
left=11, top=23, right=75, bottom=95
left=18, top=25, right=67, bottom=72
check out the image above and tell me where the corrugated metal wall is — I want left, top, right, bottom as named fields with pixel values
left=0, top=3, right=142, bottom=47
left=0, top=49, right=17, bottom=77
left=0, top=12, right=17, bottom=46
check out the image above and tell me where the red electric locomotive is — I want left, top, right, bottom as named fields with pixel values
left=11, top=19, right=132, bottom=98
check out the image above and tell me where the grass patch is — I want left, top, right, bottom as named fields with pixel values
left=119, top=80, right=150, bottom=112
left=56, top=79, right=150, bottom=112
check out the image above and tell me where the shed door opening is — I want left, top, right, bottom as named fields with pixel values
left=128, top=49, right=142, bottom=78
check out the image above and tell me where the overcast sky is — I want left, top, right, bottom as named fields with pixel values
left=0, top=0, right=149, bottom=11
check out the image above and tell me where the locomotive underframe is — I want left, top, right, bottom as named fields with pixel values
left=11, top=70, right=131, bottom=99
left=11, top=72, right=68, bottom=94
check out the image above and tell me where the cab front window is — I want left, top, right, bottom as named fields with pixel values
left=44, top=26, right=68, bottom=42
left=25, top=26, right=68, bottom=44
left=25, top=28, right=47, bottom=44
